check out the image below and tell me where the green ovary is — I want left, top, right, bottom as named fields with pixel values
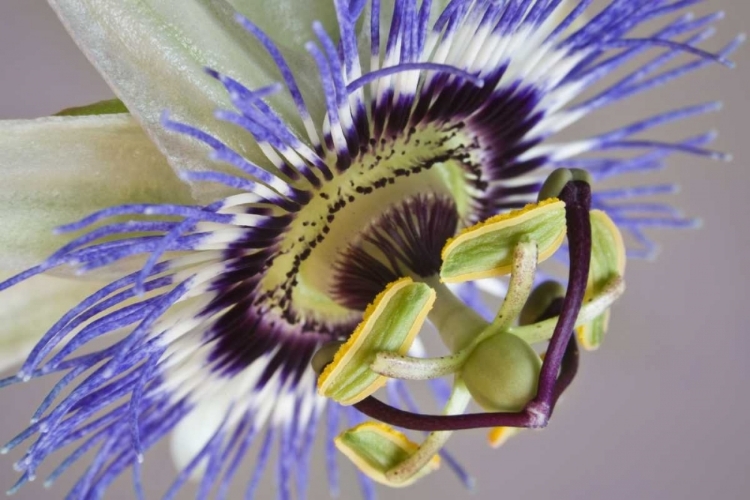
left=462, top=333, right=542, bottom=412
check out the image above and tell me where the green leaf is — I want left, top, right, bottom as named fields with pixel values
left=317, top=277, right=435, bottom=405
left=440, top=199, right=567, bottom=283
left=55, top=99, right=129, bottom=116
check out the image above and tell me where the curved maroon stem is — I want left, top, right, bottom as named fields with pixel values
left=352, top=181, right=592, bottom=431
left=531, top=180, right=591, bottom=411
left=527, top=297, right=580, bottom=413
left=353, top=337, right=579, bottom=431
left=551, top=336, right=580, bottom=413
left=354, top=396, right=535, bottom=431
left=353, top=299, right=580, bottom=430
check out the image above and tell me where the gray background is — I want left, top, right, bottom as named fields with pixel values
left=0, top=1, right=748, bottom=499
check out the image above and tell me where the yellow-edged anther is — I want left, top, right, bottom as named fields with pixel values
left=440, top=199, right=567, bottom=283
left=317, top=277, right=436, bottom=405
left=577, top=210, right=626, bottom=350
left=335, top=422, right=441, bottom=487
left=488, top=427, right=522, bottom=448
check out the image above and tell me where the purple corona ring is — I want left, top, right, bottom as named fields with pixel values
left=0, top=1, right=741, bottom=499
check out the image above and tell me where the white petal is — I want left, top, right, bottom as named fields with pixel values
left=0, top=273, right=103, bottom=374
left=170, top=396, right=228, bottom=476
left=0, top=115, right=193, bottom=272
left=47, top=0, right=324, bottom=203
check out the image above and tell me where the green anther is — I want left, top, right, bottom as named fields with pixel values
left=440, top=199, right=566, bottom=283
left=311, top=341, right=346, bottom=374
left=335, top=422, right=441, bottom=487
left=577, top=210, right=626, bottom=350
left=461, top=333, right=541, bottom=412
left=538, top=168, right=573, bottom=201
left=519, top=281, right=566, bottom=326
left=317, top=277, right=436, bottom=405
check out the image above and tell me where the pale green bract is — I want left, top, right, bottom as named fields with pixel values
left=0, top=115, right=193, bottom=272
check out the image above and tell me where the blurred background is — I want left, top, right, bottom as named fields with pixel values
left=0, top=1, right=748, bottom=499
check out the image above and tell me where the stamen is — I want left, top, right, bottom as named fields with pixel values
left=352, top=177, right=594, bottom=431
left=493, top=240, right=538, bottom=330
left=383, top=386, right=471, bottom=485
left=318, top=277, right=435, bottom=405
left=387, top=379, right=477, bottom=490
